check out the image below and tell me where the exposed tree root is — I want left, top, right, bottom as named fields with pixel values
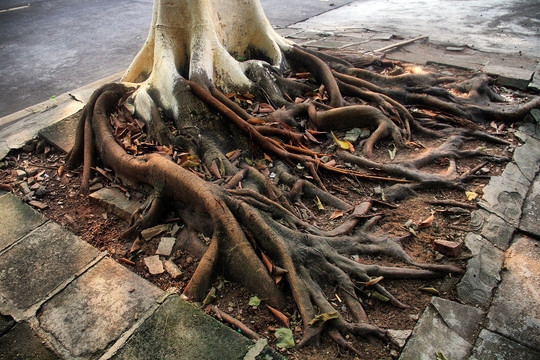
left=68, top=23, right=539, bottom=355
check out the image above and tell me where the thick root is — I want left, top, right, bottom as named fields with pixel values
left=68, top=22, right=539, bottom=354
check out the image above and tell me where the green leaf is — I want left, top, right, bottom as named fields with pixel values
left=308, top=312, right=339, bottom=327
left=315, top=196, right=324, bottom=210
left=125, top=103, right=135, bottom=115
left=248, top=296, right=261, bottom=307
left=436, top=351, right=449, bottom=360
left=275, top=328, right=295, bottom=349
left=420, top=287, right=440, bottom=296
left=371, top=291, right=390, bottom=302
left=244, top=157, right=253, bottom=166
left=202, top=287, right=216, bottom=307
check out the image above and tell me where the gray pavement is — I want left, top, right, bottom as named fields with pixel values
left=0, top=0, right=353, bottom=118
left=1, top=1, right=540, bottom=359
left=0, top=192, right=280, bottom=359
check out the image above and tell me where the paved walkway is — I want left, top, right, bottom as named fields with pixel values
left=0, top=192, right=279, bottom=359
left=1, top=5, right=540, bottom=359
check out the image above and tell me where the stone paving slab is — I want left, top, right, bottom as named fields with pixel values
left=0, top=313, right=15, bottom=336
left=457, top=233, right=505, bottom=306
left=0, top=322, right=59, bottom=360
left=470, top=329, right=540, bottom=360
left=89, top=187, right=143, bottom=221
left=478, top=174, right=529, bottom=227
left=513, top=141, right=540, bottom=183
left=399, top=297, right=484, bottom=360
left=37, top=257, right=163, bottom=359
left=519, top=173, right=540, bottom=237
left=38, top=111, right=81, bottom=153
left=469, top=209, right=515, bottom=250
left=111, top=295, right=280, bottom=360
left=0, top=193, right=45, bottom=252
left=0, top=221, right=100, bottom=319
left=483, top=64, right=534, bottom=90
left=486, top=235, right=540, bottom=351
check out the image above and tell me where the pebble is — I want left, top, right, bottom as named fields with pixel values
left=15, top=169, right=27, bottom=179
left=20, top=182, right=32, bottom=195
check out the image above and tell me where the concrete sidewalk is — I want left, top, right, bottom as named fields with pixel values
left=0, top=192, right=279, bottom=359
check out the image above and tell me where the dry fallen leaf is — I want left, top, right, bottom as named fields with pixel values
left=210, top=160, right=221, bottom=179
left=267, top=305, right=290, bottom=327
left=364, top=276, right=384, bottom=287
left=329, top=210, right=345, bottom=220
left=247, top=118, right=265, bottom=125
left=261, top=252, right=274, bottom=274
left=417, top=214, right=434, bottom=229
left=465, top=191, right=478, bottom=201
left=331, top=131, right=354, bottom=152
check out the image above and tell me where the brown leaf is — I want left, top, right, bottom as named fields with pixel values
left=258, top=103, right=275, bottom=113
left=364, top=276, right=384, bottom=286
left=247, top=118, right=265, bottom=125
left=267, top=305, right=290, bottom=327
left=264, top=153, right=272, bottom=163
left=417, top=214, right=434, bottom=229
left=304, top=131, right=320, bottom=144
left=294, top=72, right=311, bottom=79
left=57, top=165, right=65, bottom=177
left=329, top=210, right=345, bottom=220
left=226, top=149, right=240, bottom=160
left=210, top=160, right=221, bottom=179
left=260, top=252, right=274, bottom=274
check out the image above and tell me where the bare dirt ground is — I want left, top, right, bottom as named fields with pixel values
left=0, top=60, right=523, bottom=359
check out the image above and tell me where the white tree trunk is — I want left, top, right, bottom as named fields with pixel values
left=122, top=0, right=292, bottom=121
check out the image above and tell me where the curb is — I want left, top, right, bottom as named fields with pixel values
left=0, top=71, right=124, bottom=161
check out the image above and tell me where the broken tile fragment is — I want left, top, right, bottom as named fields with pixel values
left=144, top=255, right=164, bottom=275
left=433, top=239, right=462, bottom=257
left=28, top=200, right=48, bottom=210
left=163, top=260, right=182, bottom=280
left=156, top=237, right=176, bottom=257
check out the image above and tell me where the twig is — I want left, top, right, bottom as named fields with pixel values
left=211, top=306, right=260, bottom=340
left=375, top=35, right=429, bottom=53
left=426, top=199, right=476, bottom=209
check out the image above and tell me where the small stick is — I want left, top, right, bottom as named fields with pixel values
left=375, top=35, right=429, bottom=53
left=426, top=199, right=476, bottom=209
left=211, top=306, right=260, bottom=340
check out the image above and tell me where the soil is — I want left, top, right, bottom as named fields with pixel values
left=0, top=60, right=524, bottom=359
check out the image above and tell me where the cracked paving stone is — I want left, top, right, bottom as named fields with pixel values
left=513, top=142, right=540, bottom=183
left=470, top=209, right=515, bottom=250
left=478, top=175, right=529, bottom=227
left=519, top=173, right=540, bottom=237
left=38, top=257, right=162, bottom=358
left=456, top=233, right=504, bottom=306
left=0, top=193, right=44, bottom=252
left=0, top=322, right=59, bottom=360
left=399, top=297, right=484, bottom=360
left=0, top=221, right=99, bottom=317
left=486, top=235, right=540, bottom=350
left=470, top=329, right=540, bottom=360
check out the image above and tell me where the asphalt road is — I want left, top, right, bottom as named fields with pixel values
left=0, top=0, right=353, bottom=117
